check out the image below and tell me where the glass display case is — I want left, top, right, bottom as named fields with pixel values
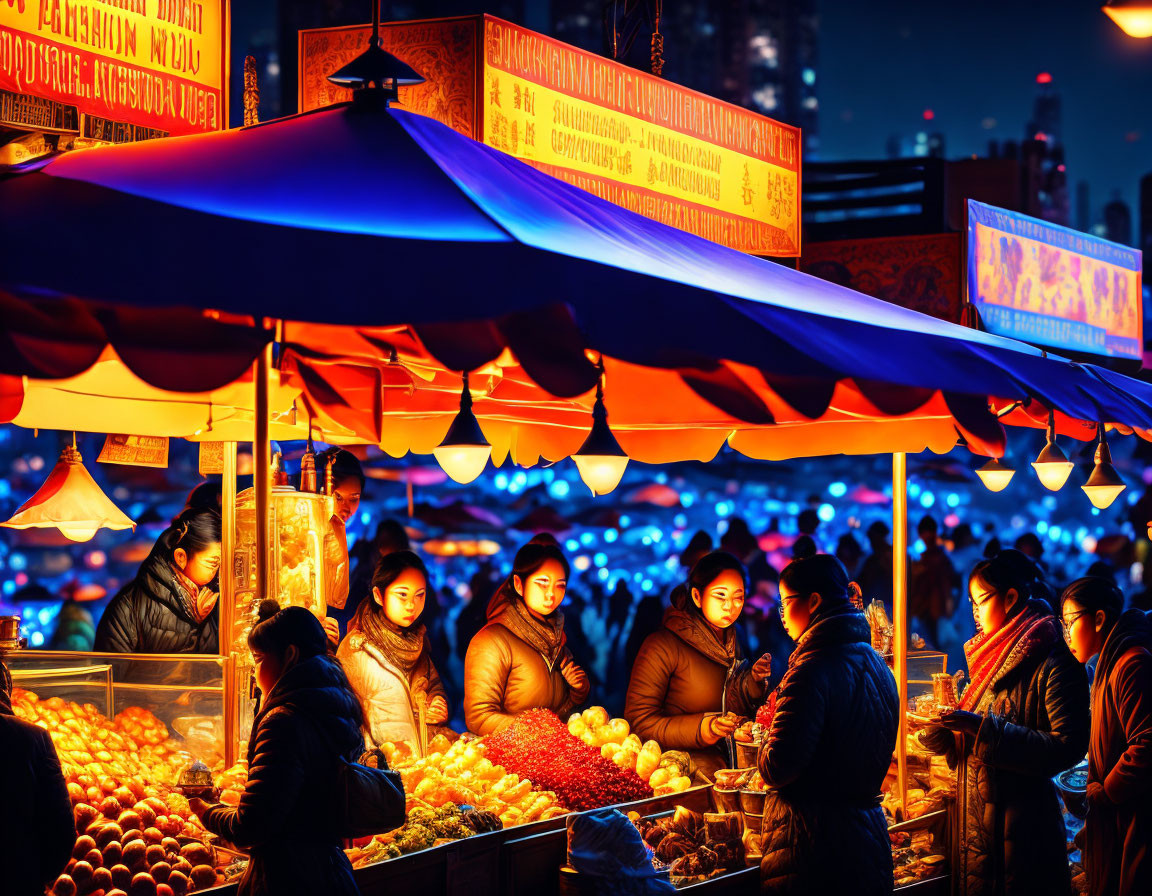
left=2, top=649, right=227, bottom=776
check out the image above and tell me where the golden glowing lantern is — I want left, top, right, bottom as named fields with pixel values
left=572, top=370, right=629, bottom=496
left=433, top=372, right=492, bottom=484
left=1031, top=410, right=1074, bottom=491
left=1082, top=426, right=1126, bottom=509
left=975, top=457, right=1016, bottom=492
left=1104, top=1, right=1152, bottom=38
left=2, top=442, right=135, bottom=542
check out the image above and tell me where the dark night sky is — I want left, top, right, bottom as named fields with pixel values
left=818, top=0, right=1152, bottom=232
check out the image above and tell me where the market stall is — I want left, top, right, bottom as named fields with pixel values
left=1, top=37, right=1148, bottom=896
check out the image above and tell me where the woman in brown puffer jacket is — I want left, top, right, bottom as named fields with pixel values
left=464, top=541, right=590, bottom=735
left=625, top=551, right=771, bottom=780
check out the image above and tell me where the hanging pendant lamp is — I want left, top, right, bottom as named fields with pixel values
left=433, top=372, right=492, bottom=484
left=975, top=457, right=1016, bottom=492
left=1032, top=409, right=1074, bottom=491
left=1103, top=1, right=1152, bottom=38
left=1082, top=424, right=1126, bottom=509
left=572, top=365, right=629, bottom=496
left=2, top=436, right=135, bottom=542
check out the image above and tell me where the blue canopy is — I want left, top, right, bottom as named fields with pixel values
left=1, top=98, right=1150, bottom=434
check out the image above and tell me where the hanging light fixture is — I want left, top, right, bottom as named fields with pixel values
left=572, top=363, right=629, bottom=496
left=2, top=435, right=135, bottom=542
left=1082, top=424, right=1126, bottom=509
left=433, top=372, right=492, bottom=484
left=975, top=457, right=1016, bottom=492
left=1103, top=1, right=1152, bottom=38
left=1032, top=409, right=1074, bottom=491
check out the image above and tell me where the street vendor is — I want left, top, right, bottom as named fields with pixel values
left=337, top=550, right=449, bottom=750
left=313, top=446, right=359, bottom=643
left=94, top=507, right=221, bottom=653
left=464, top=540, right=590, bottom=735
left=624, top=551, right=771, bottom=780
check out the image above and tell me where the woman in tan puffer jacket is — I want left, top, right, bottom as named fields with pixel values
left=625, top=551, right=771, bottom=780
left=464, top=541, right=590, bottom=735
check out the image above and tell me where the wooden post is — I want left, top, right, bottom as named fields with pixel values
left=220, top=441, right=238, bottom=768
left=892, top=452, right=910, bottom=818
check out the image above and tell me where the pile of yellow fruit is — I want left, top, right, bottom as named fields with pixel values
left=385, top=734, right=568, bottom=828
left=567, top=707, right=693, bottom=796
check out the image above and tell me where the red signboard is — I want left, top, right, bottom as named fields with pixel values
left=0, top=0, right=229, bottom=136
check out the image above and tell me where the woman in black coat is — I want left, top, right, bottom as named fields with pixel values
left=191, top=602, right=365, bottom=896
left=1060, top=577, right=1152, bottom=896
left=94, top=507, right=221, bottom=653
left=759, top=555, right=899, bottom=896
left=0, top=659, right=75, bottom=896
left=923, top=550, right=1089, bottom=896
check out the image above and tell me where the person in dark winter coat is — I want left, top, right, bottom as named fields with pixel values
left=191, top=602, right=365, bottom=896
left=0, top=658, right=75, bottom=896
left=758, top=554, right=898, bottom=896
left=626, top=551, right=771, bottom=781
left=95, top=507, right=221, bottom=653
left=1060, top=577, right=1152, bottom=896
left=922, top=549, right=1089, bottom=896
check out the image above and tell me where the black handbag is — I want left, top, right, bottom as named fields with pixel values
left=311, top=719, right=407, bottom=839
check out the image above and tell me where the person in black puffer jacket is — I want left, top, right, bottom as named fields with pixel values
left=192, top=601, right=365, bottom=896
left=759, top=555, right=899, bottom=896
left=0, top=658, right=75, bottom=896
left=922, top=550, right=1088, bottom=896
left=95, top=507, right=221, bottom=653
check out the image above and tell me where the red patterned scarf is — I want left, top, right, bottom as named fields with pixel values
left=959, top=602, right=1058, bottom=711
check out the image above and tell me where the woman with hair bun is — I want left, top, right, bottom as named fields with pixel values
left=625, top=551, right=771, bottom=780
left=191, top=600, right=364, bottom=896
left=758, top=554, right=897, bottom=895
left=338, top=550, right=449, bottom=750
left=95, top=507, right=222, bottom=653
left=921, top=549, right=1089, bottom=896
left=1060, top=576, right=1152, bottom=896
left=464, top=540, right=589, bottom=735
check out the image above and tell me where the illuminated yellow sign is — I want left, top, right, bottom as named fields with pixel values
left=299, top=15, right=801, bottom=256
left=0, top=0, right=229, bottom=135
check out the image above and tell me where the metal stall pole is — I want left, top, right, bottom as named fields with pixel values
left=255, top=345, right=272, bottom=610
left=220, top=442, right=238, bottom=768
left=892, top=452, right=910, bottom=817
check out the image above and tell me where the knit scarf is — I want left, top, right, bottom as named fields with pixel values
left=489, top=591, right=567, bottom=668
left=349, top=602, right=427, bottom=679
left=959, top=600, right=1058, bottom=712
left=169, top=563, right=209, bottom=623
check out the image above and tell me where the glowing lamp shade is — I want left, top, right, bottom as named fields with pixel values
left=573, top=389, right=629, bottom=496
left=1103, top=2, right=1152, bottom=38
left=975, top=457, right=1015, bottom=492
left=1082, top=432, right=1126, bottom=509
left=1032, top=442, right=1074, bottom=491
left=433, top=373, right=491, bottom=484
left=1, top=445, right=135, bottom=542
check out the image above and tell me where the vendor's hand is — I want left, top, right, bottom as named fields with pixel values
left=938, top=709, right=982, bottom=737
left=918, top=724, right=955, bottom=755
left=322, top=616, right=340, bottom=648
left=751, top=653, right=773, bottom=683
left=701, top=713, right=738, bottom=746
left=560, top=659, right=589, bottom=700
left=188, top=797, right=215, bottom=821
left=426, top=694, right=449, bottom=725
left=195, top=587, right=219, bottom=621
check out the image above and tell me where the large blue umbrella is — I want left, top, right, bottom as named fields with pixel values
left=1, top=92, right=1150, bottom=435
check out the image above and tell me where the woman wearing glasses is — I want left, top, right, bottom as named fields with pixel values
left=625, top=551, right=771, bottom=781
left=758, top=554, right=897, bottom=895
left=1060, top=576, right=1152, bottom=896
left=922, top=549, right=1088, bottom=896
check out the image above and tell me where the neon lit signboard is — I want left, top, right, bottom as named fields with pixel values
left=967, top=199, right=1142, bottom=360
